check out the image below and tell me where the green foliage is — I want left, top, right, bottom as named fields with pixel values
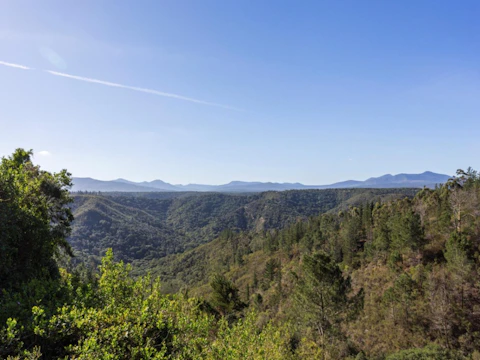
left=151, top=167, right=480, bottom=358
left=444, top=232, right=472, bottom=277
left=68, top=188, right=418, bottom=271
left=2, top=249, right=294, bottom=359
left=371, top=199, right=424, bottom=255
left=294, top=251, right=362, bottom=345
left=209, top=274, right=246, bottom=317
left=386, top=344, right=465, bottom=360
left=0, top=148, right=73, bottom=290
left=208, top=311, right=294, bottom=360
left=263, top=258, right=281, bottom=285
left=3, top=151, right=480, bottom=359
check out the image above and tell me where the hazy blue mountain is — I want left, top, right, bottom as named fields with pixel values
left=314, top=180, right=364, bottom=189
left=73, top=178, right=161, bottom=192
left=176, top=184, right=218, bottom=192
left=113, top=178, right=178, bottom=191
left=113, top=178, right=135, bottom=184
left=139, top=180, right=179, bottom=191
left=72, top=171, right=451, bottom=193
left=362, top=171, right=451, bottom=186
left=216, top=181, right=308, bottom=192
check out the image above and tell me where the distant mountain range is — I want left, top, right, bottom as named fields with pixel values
left=71, top=171, right=451, bottom=193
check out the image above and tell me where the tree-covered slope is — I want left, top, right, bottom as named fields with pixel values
left=69, top=188, right=418, bottom=268
left=4, top=149, right=480, bottom=359
left=69, top=195, right=185, bottom=264
left=0, top=149, right=296, bottom=360
left=150, top=168, right=480, bottom=358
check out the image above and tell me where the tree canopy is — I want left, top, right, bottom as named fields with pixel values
left=0, top=148, right=73, bottom=290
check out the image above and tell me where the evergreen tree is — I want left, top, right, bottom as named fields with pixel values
left=209, top=274, right=246, bottom=317
left=294, top=252, right=362, bottom=347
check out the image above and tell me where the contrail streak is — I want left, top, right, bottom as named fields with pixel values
left=0, top=58, right=240, bottom=110
left=0, top=60, right=31, bottom=70
left=45, top=70, right=241, bottom=110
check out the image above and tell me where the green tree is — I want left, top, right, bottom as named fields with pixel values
left=294, top=252, right=362, bottom=350
left=0, top=148, right=73, bottom=289
left=386, top=344, right=465, bottom=360
left=209, top=274, right=246, bottom=317
left=340, top=207, right=363, bottom=265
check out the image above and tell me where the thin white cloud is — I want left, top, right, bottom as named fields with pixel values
left=0, top=58, right=240, bottom=110
left=37, top=150, right=51, bottom=156
left=0, top=60, right=31, bottom=70
left=45, top=70, right=241, bottom=111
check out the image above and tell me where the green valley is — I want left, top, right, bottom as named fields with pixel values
left=68, top=188, right=418, bottom=270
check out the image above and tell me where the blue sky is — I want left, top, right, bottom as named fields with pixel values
left=0, top=0, right=479, bottom=185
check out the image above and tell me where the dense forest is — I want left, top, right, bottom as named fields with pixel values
left=2, top=149, right=480, bottom=359
left=68, top=188, right=418, bottom=271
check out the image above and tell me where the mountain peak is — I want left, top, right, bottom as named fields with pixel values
left=114, top=178, right=133, bottom=183
left=71, top=171, right=452, bottom=193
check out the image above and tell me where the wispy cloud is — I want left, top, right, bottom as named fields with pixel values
left=44, top=70, right=240, bottom=110
left=0, top=60, right=31, bottom=70
left=0, top=58, right=239, bottom=110
left=37, top=150, right=51, bottom=156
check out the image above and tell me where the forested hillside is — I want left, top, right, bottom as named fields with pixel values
left=3, top=149, right=480, bottom=359
left=151, top=168, right=480, bottom=358
left=69, top=188, right=418, bottom=269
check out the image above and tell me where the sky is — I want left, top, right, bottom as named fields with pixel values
left=0, top=0, right=479, bottom=185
